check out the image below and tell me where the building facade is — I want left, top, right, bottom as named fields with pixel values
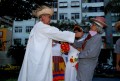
left=12, top=0, right=119, bottom=46
left=50, top=0, right=82, bottom=24
left=12, top=18, right=37, bottom=46
left=82, top=0, right=104, bottom=23
left=0, top=16, right=13, bottom=27
left=58, top=0, right=82, bottom=24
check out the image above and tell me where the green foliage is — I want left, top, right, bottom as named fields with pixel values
left=6, top=79, right=17, bottom=81
left=0, top=78, right=17, bottom=81
left=7, top=45, right=25, bottom=66
left=50, top=19, right=90, bottom=33
left=104, top=0, right=120, bottom=14
left=0, top=64, right=20, bottom=71
left=0, top=0, right=53, bottom=20
left=0, top=64, right=19, bottom=81
left=50, top=20, right=76, bottom=31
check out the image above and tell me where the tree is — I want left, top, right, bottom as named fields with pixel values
left=7, top=45, right=26, bottom=66
left=104, top=0, right=120, bottom=20
left=104, top=0, right=120, bottom=48
left=104, top=0, right=113, bottom=49
left=0, top=0, right=54, bottom=20
left=50, top=20, right=76, bottom=31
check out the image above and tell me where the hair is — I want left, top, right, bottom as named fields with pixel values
left=94, top=22, right=104, bottom=34
left=73, top=24, right=83, bottom=32
left=115, top=21, right=120, bottom=32
left=90, top=21, right=104, bottom=34
left=74, top=27, right=83, bottom=32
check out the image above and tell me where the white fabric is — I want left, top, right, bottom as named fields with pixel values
left=62, top=54, right=68, bottom=65
left=65, top=46, right=79, bottom=81
left=18, top=21, right=75, bottom=81
left=52, top=43, right=61, bottom=56
left=77, top=34, right=87, bottom=42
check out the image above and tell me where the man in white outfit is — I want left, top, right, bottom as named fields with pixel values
left=17, top=5, right=82, bottom=81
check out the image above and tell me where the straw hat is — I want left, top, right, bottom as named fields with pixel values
left=32, top=5, right=54, bottom=18
left=90, top=17, right=107, bottom=28
left=114, top=21, right=120, bottom=31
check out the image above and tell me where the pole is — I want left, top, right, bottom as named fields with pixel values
left=104, top=0, right=113, bottom=49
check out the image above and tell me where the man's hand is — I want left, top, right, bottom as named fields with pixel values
left=77, top=48, right=82, bottom=52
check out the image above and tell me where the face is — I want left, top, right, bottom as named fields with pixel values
left=90, top=23, right=98, bottom=31
left=74, top=30, right=84, bottom=40
left=40, top=14, right=51, bottom=24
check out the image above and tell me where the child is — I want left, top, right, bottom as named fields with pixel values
left=65, top=25, right=85, bottom=81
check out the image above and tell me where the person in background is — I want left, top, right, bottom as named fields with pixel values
left=17, top=5, right=82, bottom=81
left=77, top=17, right=107, bottom=81
left=72, top=24, right=87, bottom=51
left=114, top=21, right=120, bottom=71
left=65, top=25, right=85, bottom=81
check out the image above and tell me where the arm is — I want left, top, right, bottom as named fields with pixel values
left=38, top=24, right=82, bottom=43
left=114, top=38, right=120, bottom=71
left=37, top=24, right=74, bottom=43
left=116, top=54, right=120, bottom=71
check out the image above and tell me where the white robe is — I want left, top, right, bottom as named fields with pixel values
left=18, top=21, right=75, bottom=81
left=52, top=43, right=61, bottom=56
left=65, top=46, right=79, bottom=81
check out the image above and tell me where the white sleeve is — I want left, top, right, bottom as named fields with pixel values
left=39, top=25, right=75, bottom=43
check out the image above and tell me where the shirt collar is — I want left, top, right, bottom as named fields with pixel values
left=89, top=30, right=97, bottom=36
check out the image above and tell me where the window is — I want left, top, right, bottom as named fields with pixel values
left=71, top=13, right=80, bottom=19
left=112, top=14, right=119, bottom=22
left=71, top=1, right=80, bottom=7
left=15, top=26, right=22, bottom=33
left=51, top=12, right=57, bottom=20
left=59, top=2, right=68, bottom=8
left=88, top=0, right=104, bottom=2
left=25, top=38, right=28, bottom=45
left=49, top=1, right=57, bottom=8
left=59, top=13, right=68, bottom=20
left=89, top=7, right=97, bottom=12
left=100, top=6, right=104, bottom=12
left=95, top=0, right=104, bottom=2
left=26, top=26, right=33, bottom=33
left=14, top=38, right=21, bottom=45
left=52, top=2, right=57, bottom=8
left=0, top=31, right=3, bottom=38
left=89, top=7, right=104, bottom=12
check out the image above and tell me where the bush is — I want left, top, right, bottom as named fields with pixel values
left=7, top=45, right=26, bottom=66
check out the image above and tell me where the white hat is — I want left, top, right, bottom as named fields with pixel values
left=32, top=5, right=54, bottom=18
left=90, top=17, right=107, bottom=28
